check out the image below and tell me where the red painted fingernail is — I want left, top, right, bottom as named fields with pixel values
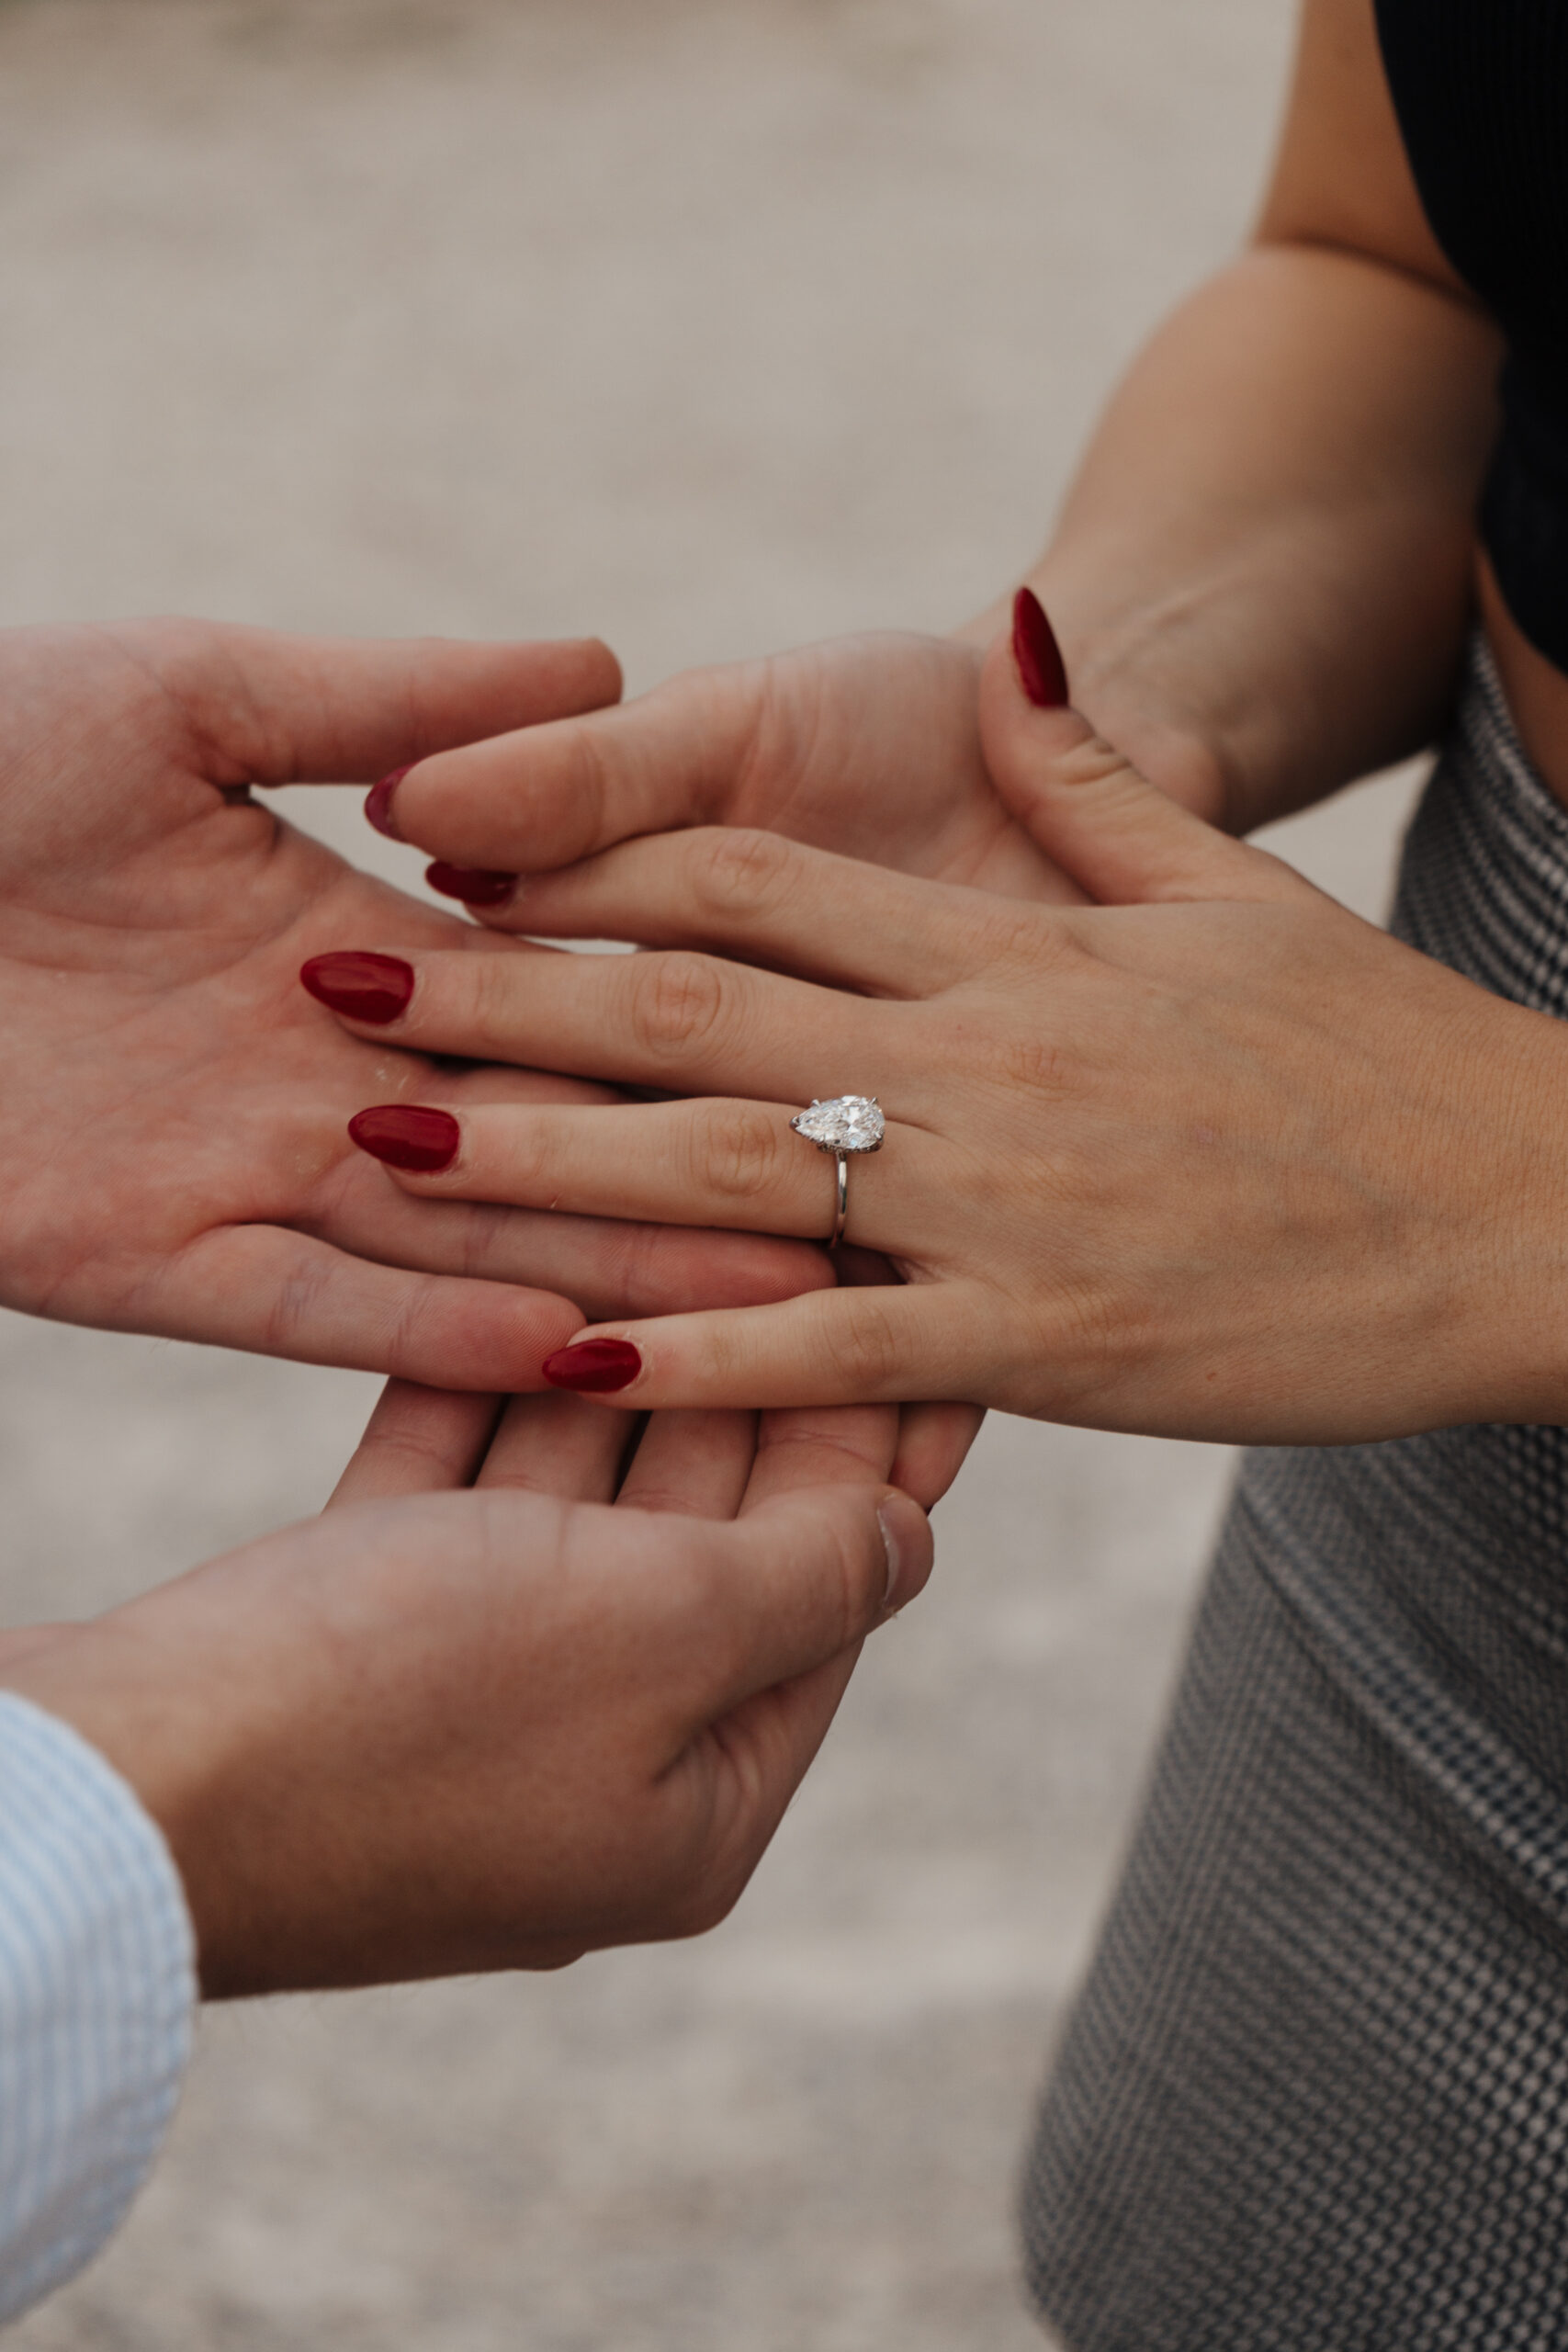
left=299, top=951, right=414, bottom=1023
left=348, top=1104, right=459, bottom=1173
left=425, top=862, right=517, bottom=908
left=1012, top=587, right=1068, bottom=709
left=365, top=766, right=411, bottom=840
left=541, top=1338, right=643, bottom=1394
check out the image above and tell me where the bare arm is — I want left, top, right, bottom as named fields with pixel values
left=968, top=0, right=1504, bottom=835
left=367, top=2, right=1501, bottom=899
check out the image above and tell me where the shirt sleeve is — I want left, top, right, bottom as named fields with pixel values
left=0, top=1690, right=196, bottom=2323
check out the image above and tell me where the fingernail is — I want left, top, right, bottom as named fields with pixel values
left=365, top=766, right=411, bottom=840
left=425, top=862, right=517, bottom=909
left=348, top=1104, right=459, bottom=1173
left=1011, top=587, right=1068, bottom=709
left=299, top=951, right=414, bottom=1024
left=877, top=1492, right=932, bottom=1611
left=541, top=1337, right=643, bottom=1394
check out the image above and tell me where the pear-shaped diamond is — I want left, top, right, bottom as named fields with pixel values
left=791, top=1095, right=885, bottom=1154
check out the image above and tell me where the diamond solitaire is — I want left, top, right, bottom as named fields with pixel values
left=790, top=1095, right=886, bottom=1154
left=790, top=1095, right=884, bottom=1249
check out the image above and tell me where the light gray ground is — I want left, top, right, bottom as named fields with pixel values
left=0, top=2, right=1419, bottom=2344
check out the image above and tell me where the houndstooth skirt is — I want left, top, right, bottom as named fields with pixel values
left=1021, top=639, right=1568, bottom=2351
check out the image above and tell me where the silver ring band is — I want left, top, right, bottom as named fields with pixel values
left=789, top=1095, right=886, bottom=1251
left=830, top=1153, right=850, bottom=1251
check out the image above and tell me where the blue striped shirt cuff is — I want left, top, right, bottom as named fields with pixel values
left=0, top=1690, right=196, bottom=2322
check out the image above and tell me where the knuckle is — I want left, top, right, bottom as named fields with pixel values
left=1052, top=1289, right=1148, bottom=1408
left=628, top=950, right=730, bottom=1062
left=734, top=653, right=808, bottom=805
left=466, top=951, right=530, bottom=1048
left=1054, top=732, right=1144, bottom=796
left=495, top=1113, right=558, bottom=1202
left=561, top=727, right=613, bottom=856
left=456, top=1202, right=523, bottom=1280
left=256, top=1253, right=334, bottom=1358
left=688, top=826, right=797, bottom=924
left=365, top=1425, right=445, bottom=1474
left=603, top=1216, right=675, bottom=1316
left=694, top=1101, right=784, bottom=1205
left=615, top=1482, right=696, bottom=1518
left=997, top=1031, right=1080, bottom=1098
left=756, top=1407, right=889, bottom=1479
left=378, top=1281, right=439, bottom=1378
left=818, top=1295, right=905, bottom=1395
left=979, top=910, right=1042, bottom=970
left=820, top=1523, right=874, bottom=1654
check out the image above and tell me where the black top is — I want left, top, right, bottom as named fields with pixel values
left=1375, top=0, right=1568, bottom=674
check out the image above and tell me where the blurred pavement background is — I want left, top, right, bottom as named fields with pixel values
left=0, top=2, right=1419, bottom=2344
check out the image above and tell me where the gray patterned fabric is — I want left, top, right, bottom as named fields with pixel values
left=1021, top=639, right=1568, bottom=2351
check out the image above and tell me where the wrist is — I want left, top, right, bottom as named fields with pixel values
left=0, top=1614, right=248, bottom=1993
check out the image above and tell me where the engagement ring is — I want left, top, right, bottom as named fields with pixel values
left=790, top=1094, right=885, bottom=1250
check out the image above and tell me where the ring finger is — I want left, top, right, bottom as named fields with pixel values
left=347, top=1095, right=949, bottom=1253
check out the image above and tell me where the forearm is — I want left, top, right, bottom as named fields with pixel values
left=964, top=242, right=1502, bottom=833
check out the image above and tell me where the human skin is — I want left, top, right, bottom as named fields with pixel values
left=378, top=628, right=1086, bottom=903
left=302, top=625, right=1568, bottom=1446
left=284, top=0, right=1568, bottom=1449
left=0, top=618, right=835, bottom=1388
left=0, top=1382, right=930, bottom=1996
left=355, top=0, right=1506, bottom=870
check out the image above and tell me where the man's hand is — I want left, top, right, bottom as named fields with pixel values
left=0, top=1380, right=932, bottom=1994
left=368, top=631, right=1086, bottom=909
left=0, top=618, right=829, bottom=1387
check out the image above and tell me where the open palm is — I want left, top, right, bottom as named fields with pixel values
left=0, top=617, right=825, bottom=1387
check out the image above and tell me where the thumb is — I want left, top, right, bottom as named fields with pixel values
left=978, top=590, right=1311, bottom=908
left=142, top=619, right=624, bottom=788
left=693, top=1485, right=933, bottom=1718
left=693, top=1485, right=932, bottom=1841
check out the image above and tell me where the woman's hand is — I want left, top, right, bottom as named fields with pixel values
left=0, top=617, right=830, bottom=1388
left=2, top=1378, right=931, bottom=1996
left=311, top=627, right=1568, bottom=1445
left=363, top=630, right=1088, bottom=907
